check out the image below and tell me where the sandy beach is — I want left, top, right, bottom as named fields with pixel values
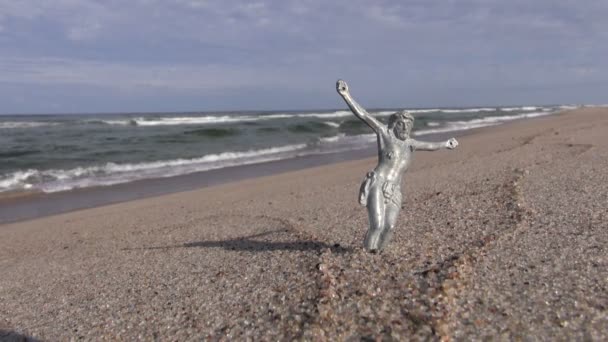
left=1, top=108, right=606, bottom=340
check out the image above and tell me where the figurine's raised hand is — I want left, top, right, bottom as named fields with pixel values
left=336, top=79, right=349, bottom=96
left=446, top=138, right=459, bottom=149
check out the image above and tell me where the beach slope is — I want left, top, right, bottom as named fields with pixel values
left=1, top=108, right=606, bottom=340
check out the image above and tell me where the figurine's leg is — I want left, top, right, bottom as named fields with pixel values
left=378, top=202, right=400, bottom=250
left=364, top=186, right=385, bottom=251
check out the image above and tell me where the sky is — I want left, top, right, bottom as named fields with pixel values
left=1, top=0, right=607, bottom=114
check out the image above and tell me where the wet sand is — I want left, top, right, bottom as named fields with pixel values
left=1, top=108, right=606, bottom=340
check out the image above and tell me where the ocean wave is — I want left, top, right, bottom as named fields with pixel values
left=499, top=106, right=538, bottom=112
left=101, top=115, right=281, bottom=126
left=414, top=111, right=554, bottom=136
left=440, top=107, right=497, bottom=113
left=0, top=121, right=59, bottom=129
left=0, top=107, right=568, bottom=193
left=184, top=127, right=240, bottom=137
left=322, top=121, right=341, bottom=128
left=98, top=119, right=134, bottom=126
left=127, top=116, right=257, bottom=126
left=407, top=109, right=442, bottom=114
left=100, top=111, right=356, bottom=126
left=288, top=121, right=337, bottom=133
left=0, top=170, right=38, bottom=190
left=414, top=122, right=501, bottom=136
left=319, top=134, right=344, bottom=143
left=98, top=110, right=403, bottom=127
left=1, top=131, right=384, bottom=194
left=401, top=106, right=551, bottom=114
left=0, top=144, right=308, bottom=193
left=318, top=133, right=376, bottom=146
left=296, top=111, right=352, bottom=119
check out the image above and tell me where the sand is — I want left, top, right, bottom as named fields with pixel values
left=1, top=108, right=606, bottom=340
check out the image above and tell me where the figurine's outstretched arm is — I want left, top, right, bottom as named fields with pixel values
left=412, top=138, right=459, bottom=151
left=336, top=80, right=384, bottom=133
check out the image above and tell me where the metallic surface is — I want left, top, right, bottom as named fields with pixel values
left=336, top=79, right=459, bottom=251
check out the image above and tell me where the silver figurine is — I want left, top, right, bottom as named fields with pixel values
left=336, top=80, right=458, bottom=251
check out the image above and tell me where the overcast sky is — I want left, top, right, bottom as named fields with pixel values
left=1, top=0, right=607, bottom=114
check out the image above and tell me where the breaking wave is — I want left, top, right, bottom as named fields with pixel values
left=101, top=111, right=358, bottom=126
left=0, top=132, right=380, bottom=193
left=439, top=107, right=497, bottom=113
left=406, top=107, right=539, bottom=114
left=0, top=105, right=575, bottom=194
left=499, top=106, right=538, bottom=112
left=0, top=121, right=58, bottom=129
left=0, top=144, right=308, bottom=193
left=322, top=121, right=341, bottom=128
left=98, top=110, right=399, bottom=127
left=415, top=111, right=555, bottom=136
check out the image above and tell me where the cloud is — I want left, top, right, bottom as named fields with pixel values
left=0, top=0, right=607, bottom=113
left=67, top=21, right=103, bottom=41
left=366, top=4, right=406, bottom=28
left=0, top=56, right=323, bottom=92
left=0, top=0, right=117, bottom=41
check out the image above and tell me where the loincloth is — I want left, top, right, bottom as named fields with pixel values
left=359, top=171, right=402, bottom=206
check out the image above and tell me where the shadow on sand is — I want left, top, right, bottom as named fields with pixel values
left=124, top=230, right=352, bottom=254
left=0, top=330, right=41, bottom=342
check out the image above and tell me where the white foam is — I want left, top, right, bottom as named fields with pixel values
left=0, top=169, right=38, bottom=190
left=131, top=116, right=258, bottom=126
left=296, top=111, right=351, bottom=119
left=319, top=136, right=339, bottom=143
left=500, top=106, right=538, bottom=112
left=99, top=110, right=407, bottom=127
left=0, top=144, right=308, bottom=193
left=415, top=111, right=555, bottom=136
left=407, top=109, right=442, bottom=113
left=322, top=121, right=341, bottom=128
left=403, top=106, right=552, bottom=114
left=100, top=119, right=133, bottom=126
left=440, top=107, right=496, bottom=113
left=0, top=121, right=58, bottom=129
left=101, top=111, right=363, bottom=126
left=101, top=115, right=274, bottom=126
left=319, top=133, right=346, bottom=143
left=522, top=106, right=538, bottom=111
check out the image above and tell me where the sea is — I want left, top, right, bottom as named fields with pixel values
left=0, top=105, right=576, bottom=194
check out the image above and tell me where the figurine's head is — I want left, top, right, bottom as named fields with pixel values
left=388, top=111, right=414, bottom=140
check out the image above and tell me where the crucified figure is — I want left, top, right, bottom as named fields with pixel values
left=336, top=79, right=459, bottom=252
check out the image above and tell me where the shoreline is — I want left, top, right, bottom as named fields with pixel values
left=0, top=112, right=567, bottom=225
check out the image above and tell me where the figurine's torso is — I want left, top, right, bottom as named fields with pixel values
left=373, top=129, right=414, bottom=184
